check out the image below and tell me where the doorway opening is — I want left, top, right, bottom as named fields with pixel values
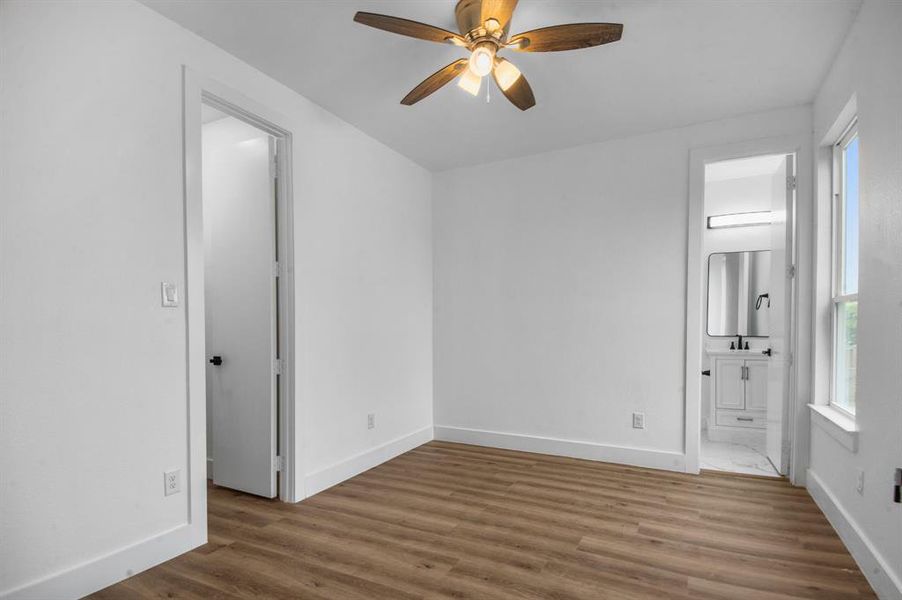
left=698, top=153, right=796, bottom=478
left=200, top=97, right=293, bottom=501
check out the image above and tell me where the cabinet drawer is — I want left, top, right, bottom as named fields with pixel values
left=715, top=409, right=766, bottom=429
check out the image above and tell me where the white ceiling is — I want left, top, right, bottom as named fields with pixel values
left=142, top=0, right=860, bottom=171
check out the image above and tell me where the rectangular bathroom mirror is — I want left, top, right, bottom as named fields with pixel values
left=707, top=250, right=771, bottom=337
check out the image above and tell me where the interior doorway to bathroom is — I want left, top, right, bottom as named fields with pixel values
left=697, top=152, right=797, bottom=477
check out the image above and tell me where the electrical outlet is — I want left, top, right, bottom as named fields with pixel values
left=367, top=413, right=375, bottom=430
left=856, top=469, right=865, bottom=495
left=632, top=412, right=646, bottom=429
left=164, top=469, right=181, bottom=496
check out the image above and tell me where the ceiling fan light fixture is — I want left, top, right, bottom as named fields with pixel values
left=457, top=69, right=482, bottom=96
left=493, top=58, right=522, bottom=91
left=353, top=3, right=624, bottom=111
left=468, top=42, right=496, bottom=77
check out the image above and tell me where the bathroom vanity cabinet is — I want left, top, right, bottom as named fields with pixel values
left=709, top=352, right=768, bottom=430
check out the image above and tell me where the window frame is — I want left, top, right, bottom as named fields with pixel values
left=830, top=119, right=859, bottom=417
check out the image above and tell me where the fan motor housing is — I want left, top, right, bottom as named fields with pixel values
left=455, top=0, right=511, bottom=41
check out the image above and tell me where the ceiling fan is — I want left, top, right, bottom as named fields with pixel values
left=353, top=0, right=623, bottom=111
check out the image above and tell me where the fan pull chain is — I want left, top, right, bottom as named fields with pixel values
left=486, top=79, right=491, bottom=103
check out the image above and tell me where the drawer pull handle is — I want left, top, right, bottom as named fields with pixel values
left=736, top=417, right=754, bottom=422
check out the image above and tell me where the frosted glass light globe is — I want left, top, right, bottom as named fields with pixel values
left=468, top=45, right=495, bottom=77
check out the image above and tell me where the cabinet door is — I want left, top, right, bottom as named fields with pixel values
left=715, top=359, right=745, bottom=409
left=745, top=361, right=768, bottom=411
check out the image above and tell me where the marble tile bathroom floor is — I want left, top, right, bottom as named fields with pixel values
left=701, top=429, right=780, bottom=477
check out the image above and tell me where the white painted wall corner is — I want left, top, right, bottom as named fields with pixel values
left=303, top=425, right=434, bottom=497
left=434, top=425, right=687, bottom=473
left=807, top=469, right=902, bottom=600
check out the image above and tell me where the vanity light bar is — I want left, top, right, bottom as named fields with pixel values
left=707, top=211, right=773, bottom=229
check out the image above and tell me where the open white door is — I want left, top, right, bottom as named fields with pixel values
left=765, top=154, right=794, bottom=475
left=203, top=115, right=278, bottom=498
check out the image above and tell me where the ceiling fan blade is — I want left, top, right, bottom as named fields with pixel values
left=354, top=12, right=466, bottom=45
left=508, top=23, right=623, bottom=52
left=401, top=59, right=469, bottom=106
left=492, top=62, right=535, bottom=111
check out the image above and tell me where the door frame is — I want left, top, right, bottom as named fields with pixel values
left=685, top=134, right=812, bottom=485
left=182, top=66, right=298, bottom=539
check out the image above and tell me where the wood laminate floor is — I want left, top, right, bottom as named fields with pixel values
left=91, top=441, right=875, bottom=599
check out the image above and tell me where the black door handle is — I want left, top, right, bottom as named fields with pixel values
left=762, top=348, right=772, bottom=357
left=894, top=468, right=901, bottom=503
left=209, top=356, right=223, bottom=366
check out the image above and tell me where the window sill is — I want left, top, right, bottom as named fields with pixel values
left=808, top=403, right=859, bottom=453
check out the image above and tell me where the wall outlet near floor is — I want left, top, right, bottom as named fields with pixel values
left=164, top=469, right=181, bottom=496
left=632, top=412, right=646, bottom=429
left=367, top=413, right=375, bottom=430
left=856, top=468, right=865, bottom=495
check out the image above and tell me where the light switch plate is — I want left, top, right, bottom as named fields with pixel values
left=161, top=282, right=179, bottom=307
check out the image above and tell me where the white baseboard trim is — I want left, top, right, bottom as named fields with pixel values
left=434, top=425, right=686, bottom=473
left=1, top=523, right=202, bottom=600
left=807, top=469, right=902, bottom=600
left=304, top=425, right=434, bottom=498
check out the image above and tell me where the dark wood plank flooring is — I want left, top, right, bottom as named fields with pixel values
left=90, top=441, right=875, bottom=599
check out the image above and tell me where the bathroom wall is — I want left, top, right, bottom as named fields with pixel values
left=701, top=170, right=777, bottom=425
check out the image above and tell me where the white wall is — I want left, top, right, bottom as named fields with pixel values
left=704, top=174, right=774, bottom=257
left=433, top=105, right=811, bottom=469
left=4, top=0, right=896, bottom=597
left=0, top=1, right=432, bottom=597
left=808, top=1, right=902, bottom=597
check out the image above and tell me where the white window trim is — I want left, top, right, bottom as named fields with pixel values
left=808, top=403, right=859, bottom=452
left=828, top=119, right=858, bottom=418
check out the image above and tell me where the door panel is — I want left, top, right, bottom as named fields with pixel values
left=766, top=154, right=794, bottom=475
left=745, top=361, right=768, bottom=411
left=203, top=115, right=277, bottom=498
left=715, top=359, right=745, bottom=410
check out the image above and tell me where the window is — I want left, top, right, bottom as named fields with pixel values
left=832, top=121, right=859, bottom=415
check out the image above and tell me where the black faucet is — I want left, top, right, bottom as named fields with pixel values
left=737, top=335, right=744, bottom=351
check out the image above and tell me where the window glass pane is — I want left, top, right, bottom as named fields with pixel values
left=833, top=300, right=858, bottom=413
left=842, top=136, right=859, bottom=295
